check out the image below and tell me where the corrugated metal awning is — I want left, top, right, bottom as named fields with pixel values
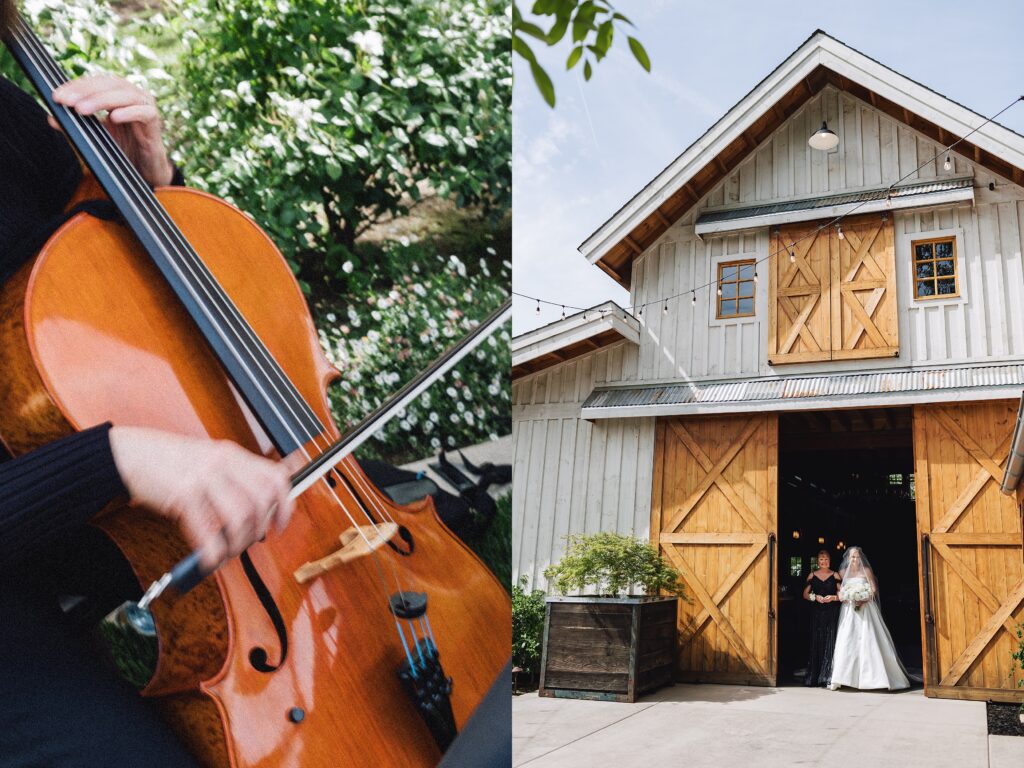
left=581, top=363, right=1024, bottom=419
left=694, top=176, right=974, bottom=236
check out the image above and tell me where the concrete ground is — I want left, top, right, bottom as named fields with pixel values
left=513, top=684, right=1024, bottom=768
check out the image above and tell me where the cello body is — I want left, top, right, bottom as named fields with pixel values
left=0, top=186, right=511, bottom=767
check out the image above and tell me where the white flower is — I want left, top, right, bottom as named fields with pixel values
left=342, top=261, right=354, bottom=274
left=351, top=30, right=384, bottom=57
left=430, top=437, right=441, bottom=449
left=446, top=387, right=457, bottom=398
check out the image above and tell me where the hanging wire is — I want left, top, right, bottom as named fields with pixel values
left=514, top=93, right=1023, bottom=320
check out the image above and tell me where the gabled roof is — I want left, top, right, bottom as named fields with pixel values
left=512, top=301, right=638, bottom=379
left=580, top=29, right=1024, bottom=288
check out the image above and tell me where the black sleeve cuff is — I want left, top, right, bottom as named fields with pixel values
left=169, top=163, right=186, bottom=187
left=0, top=423, right=129, bottom=570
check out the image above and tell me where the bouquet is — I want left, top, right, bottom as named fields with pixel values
left=839, top=582, right=873, bottom=611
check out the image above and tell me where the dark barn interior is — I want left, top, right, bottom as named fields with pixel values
left=776, top=406, right=923, bottom=685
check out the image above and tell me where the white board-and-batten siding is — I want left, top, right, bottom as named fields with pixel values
left=626, top=86, right=1024, bottom=385
left=511, top=345, right=654, bottom=591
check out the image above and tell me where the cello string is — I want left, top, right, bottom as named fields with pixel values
left=13, top=24, right=418, bottom=606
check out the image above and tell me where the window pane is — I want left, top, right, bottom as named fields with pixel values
left=738, top=280, right=754, bottom=298
left=719, top=299, right=737, bottom=316
left=916, top=280, right=935, bottom=297
left=935, top=240, right=953, bottom=259
left=936, top=259, right=955, bottom=276
left=738, top=263, right=755, bottom=279
left=737, top=297, right=754, bottom=315
left=916, top=261, right=934, bottom=278
left=721, top=265, right=738, bottom=280
left=937, top=278, right=957, bottom=295
left=915, top=243, right=933, bottom=260
left=721, top=281, right=737, bottom=298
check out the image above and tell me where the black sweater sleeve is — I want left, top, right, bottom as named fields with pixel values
left=0, top=424, right=128, bottom=569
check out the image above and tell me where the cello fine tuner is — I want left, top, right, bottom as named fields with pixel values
left=293, top=522, right=399, bottom=584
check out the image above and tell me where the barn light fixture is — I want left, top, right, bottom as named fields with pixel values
left=808, top=120, right=839, bottom=151
left=836, top=540, right=846, bottom=550
left=943, top=154, right=952, bottom=171
left=792, top=530, right=800, bottom=540
left=817, top=536, right=825, bottom=544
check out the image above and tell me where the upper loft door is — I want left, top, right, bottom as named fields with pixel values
left=769, top=213, right=898, bottom=365
left=831, top=215, right=898, bottom=360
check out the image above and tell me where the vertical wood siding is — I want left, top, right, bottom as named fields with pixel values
left=511, top=345, right=654, bottom=591
left=631, top=86, right=1024, bottom=383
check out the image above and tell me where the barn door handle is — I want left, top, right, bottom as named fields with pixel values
left=767, top=532, right=776, bottom=620
left=921, top=534, right=933, bottom=625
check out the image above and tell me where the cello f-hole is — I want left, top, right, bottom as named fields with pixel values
left=240, top=551, right=288, bottom=672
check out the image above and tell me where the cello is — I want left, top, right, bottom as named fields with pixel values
left=0, top=15, right=511, bottom=767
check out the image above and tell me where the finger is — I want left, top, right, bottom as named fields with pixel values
left=209, top=483, right=261, bottom=561
left=53, top=74, right=139, bottom=105
left=108, top=103, right=161, bottom=126
left=175, top=504, right=225, bottom=573
left=272, top=476, right=295, bottom=533
left=47, top=115, right=62, bottom=132
left=65, top=87, right=149, bottom=116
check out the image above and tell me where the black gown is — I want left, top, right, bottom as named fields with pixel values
left=805, top=572, right=841, bottom=687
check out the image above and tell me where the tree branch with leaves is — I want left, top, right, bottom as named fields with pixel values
left=513, top=0, right=650, bottom=107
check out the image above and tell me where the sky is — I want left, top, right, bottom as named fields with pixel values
left=511, top=0, right=1024, bottom=334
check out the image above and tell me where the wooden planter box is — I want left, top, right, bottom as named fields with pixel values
left=538, top=596, right=677, bottom=702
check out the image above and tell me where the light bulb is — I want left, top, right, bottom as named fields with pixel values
left=753, top=271, right=759, bottom=284
left=789, top=249, right=796, bottom=263
left=663, top=303, right=668, bottom=315
left=943, top=154, right=951, bottom=171
left=717, top=284, right=722, bottom=296
left=535, top=301, right=540, bottom=316
left=837, top=225, right=844, bottom=241
left=560, top=305, right=565, bottom=320
left=691, top=292, right=696, bottom=305
left=638, top=305, right=644, bottom=316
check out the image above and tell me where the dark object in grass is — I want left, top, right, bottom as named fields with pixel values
left=95, top=616, right=158, bottom=691
left=986, top=702, right=1024, bottom=737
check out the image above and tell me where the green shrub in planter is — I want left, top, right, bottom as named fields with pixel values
left=512, top=577, right=545, bottom=680
left=543, top=531, right=684, bottom=598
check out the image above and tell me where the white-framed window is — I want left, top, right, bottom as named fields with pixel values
left=901, top=226, right=967, bottom=307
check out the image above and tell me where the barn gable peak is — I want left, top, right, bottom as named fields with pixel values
left=580, top=29, right=1024, bottom=288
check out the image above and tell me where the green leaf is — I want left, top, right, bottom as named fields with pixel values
left=516, top=21, right=548, bottom=42
left=512, top=35, right=538, bottom=64
left=529, top=60, right=556, bottom=107
left=325, top=158, right=342, bottom=180
left=546, top=14, right=569, bottom=44
left=583, top=59, right=592, bottom=81
left=566, top=45, right=583, bottom=70
left=594, top=20, right=613, bottom=55
left=628, top=36, right=651, bottom=72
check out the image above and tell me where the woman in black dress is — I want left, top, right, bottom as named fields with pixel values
left=802, top=548, right=842, bottom=687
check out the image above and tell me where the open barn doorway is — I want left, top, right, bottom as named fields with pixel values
left=776, top=407, right=923, bottom=686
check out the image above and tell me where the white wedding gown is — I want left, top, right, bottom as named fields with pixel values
left=829, top=577, right=910, bottom=690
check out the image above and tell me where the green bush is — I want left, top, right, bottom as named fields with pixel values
left=544, top=532, right=685, bottom=598
left=512, top=577, right=546, bottom=677
left=1012, top=623, right=1024, bottom=711
left=170, top=0, right=511, bottom=285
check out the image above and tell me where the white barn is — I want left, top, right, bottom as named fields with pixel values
left=513, top=30, right=1024, bottom=701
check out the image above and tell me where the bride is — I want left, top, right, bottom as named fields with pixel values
left=829, top=547, right=910, bottom=691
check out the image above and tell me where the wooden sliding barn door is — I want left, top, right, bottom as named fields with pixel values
left=914, top=401, right=1024, bottom=702
left=768, top=224, right=831, bottom=365
left=831, top=216, right=898, bottom=360
left=652, top=413, right=778, bottom=685
left=769, top=214, right=898, bottom=364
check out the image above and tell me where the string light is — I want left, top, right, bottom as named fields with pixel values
left=716, top=283, right=722, bottom=296
left=513, top=95, right=1023, bottom=323
left=560, top=305, right=566, bottom=319
left=638, top=305, right=644, bottom=317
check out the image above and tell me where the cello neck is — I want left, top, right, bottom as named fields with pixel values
left=4, top=16, right=318, bottom=455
